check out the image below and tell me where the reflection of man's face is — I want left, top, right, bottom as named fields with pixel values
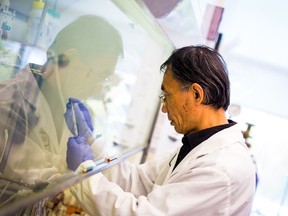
left=63, top=53, right=119, bottom=100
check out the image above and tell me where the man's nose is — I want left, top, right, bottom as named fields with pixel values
left=161, top=103, right=167, bottom=113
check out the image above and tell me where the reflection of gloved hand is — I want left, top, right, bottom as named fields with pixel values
left=64, top=97, right=94, bottom=140
left=66, top=136, right=95, bottom=171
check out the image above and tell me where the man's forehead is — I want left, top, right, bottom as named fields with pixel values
left=161, top=69, right=174, bottom=91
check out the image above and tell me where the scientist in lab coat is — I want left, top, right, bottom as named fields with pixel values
left=68, top=45, right=256, bottom=215
left=0, top=15, right=123, bottom=187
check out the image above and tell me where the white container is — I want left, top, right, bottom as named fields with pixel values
left=26, top=0, right=49, bottom=48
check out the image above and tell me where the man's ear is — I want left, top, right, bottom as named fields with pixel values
left=58, top=48, right=78, bottom=67
left=58, top=54, right=70, bottom=67
left=191, top=83, right=203, bottom=102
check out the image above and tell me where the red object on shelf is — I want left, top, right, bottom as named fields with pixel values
left=202, top=4, right=224, bottom=41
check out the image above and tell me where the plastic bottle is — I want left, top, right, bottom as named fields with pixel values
left=26, top=0, right=48, bottom=48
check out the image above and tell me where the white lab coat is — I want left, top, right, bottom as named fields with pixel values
left=0, top=64, right=70, bottom=184
left=71, top=124, right=256, bottom=216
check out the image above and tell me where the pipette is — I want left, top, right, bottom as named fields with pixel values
left=70, top=101, right=78, bottom=136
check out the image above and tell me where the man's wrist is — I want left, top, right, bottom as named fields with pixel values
left=86, top=135, right=95, bottom=145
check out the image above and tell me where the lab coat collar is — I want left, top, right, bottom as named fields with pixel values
left=193, top=121, right=244, bottom=157
left=170, top=122, right=246, bottom=175
left=172, top=121, right=236, bottom=171
left=183, top=120, right=236, bottom=148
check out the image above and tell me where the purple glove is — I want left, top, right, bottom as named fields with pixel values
left=64, top=97, right=94, bottom=139
left=66, top=136, right=95, bottom=171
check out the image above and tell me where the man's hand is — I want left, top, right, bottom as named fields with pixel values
left=64, top=97, right=94, bottom=140
left=66, top=136, right=95, bottom=171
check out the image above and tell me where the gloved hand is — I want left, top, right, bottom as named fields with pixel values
left=66, top=136, right=95, bottom=171
left=64, top=97, right=94, bottom=140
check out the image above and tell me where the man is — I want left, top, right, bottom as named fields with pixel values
left=69, top=45, right=256, bottom=215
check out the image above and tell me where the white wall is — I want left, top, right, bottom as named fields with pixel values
left=226, top=54, right=288, bottom=119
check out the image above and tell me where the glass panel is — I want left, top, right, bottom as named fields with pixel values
left=0, top=0, right=174, bottom=214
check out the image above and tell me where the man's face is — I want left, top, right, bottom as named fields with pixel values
left=160, top=67, right=199, bottom=134
left=62, top=53, right=118, bottom=100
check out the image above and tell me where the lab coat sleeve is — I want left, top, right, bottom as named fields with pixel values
left=71, top=149, right=255, bottom=216
left=70, top=163, right=223, bottom=215
left=90, top=135, right=108, bottom=159
left=101, top=155, right=171, bottom=197
left=70, top=155, right=172, bottom=215
left=0, top=77, right=27, bottom=177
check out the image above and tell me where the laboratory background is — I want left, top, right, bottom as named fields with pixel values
left=0, top=0, right=287, bottom=215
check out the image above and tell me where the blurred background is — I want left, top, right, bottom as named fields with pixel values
left=141, top=1, right=288, bottom=215
left=1, top=0, right=287, bottom=215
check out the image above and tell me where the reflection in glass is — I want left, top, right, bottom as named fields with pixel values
left=0, top=15, right=123, bottom=206
left=0, top=1, right=174, bottom=214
